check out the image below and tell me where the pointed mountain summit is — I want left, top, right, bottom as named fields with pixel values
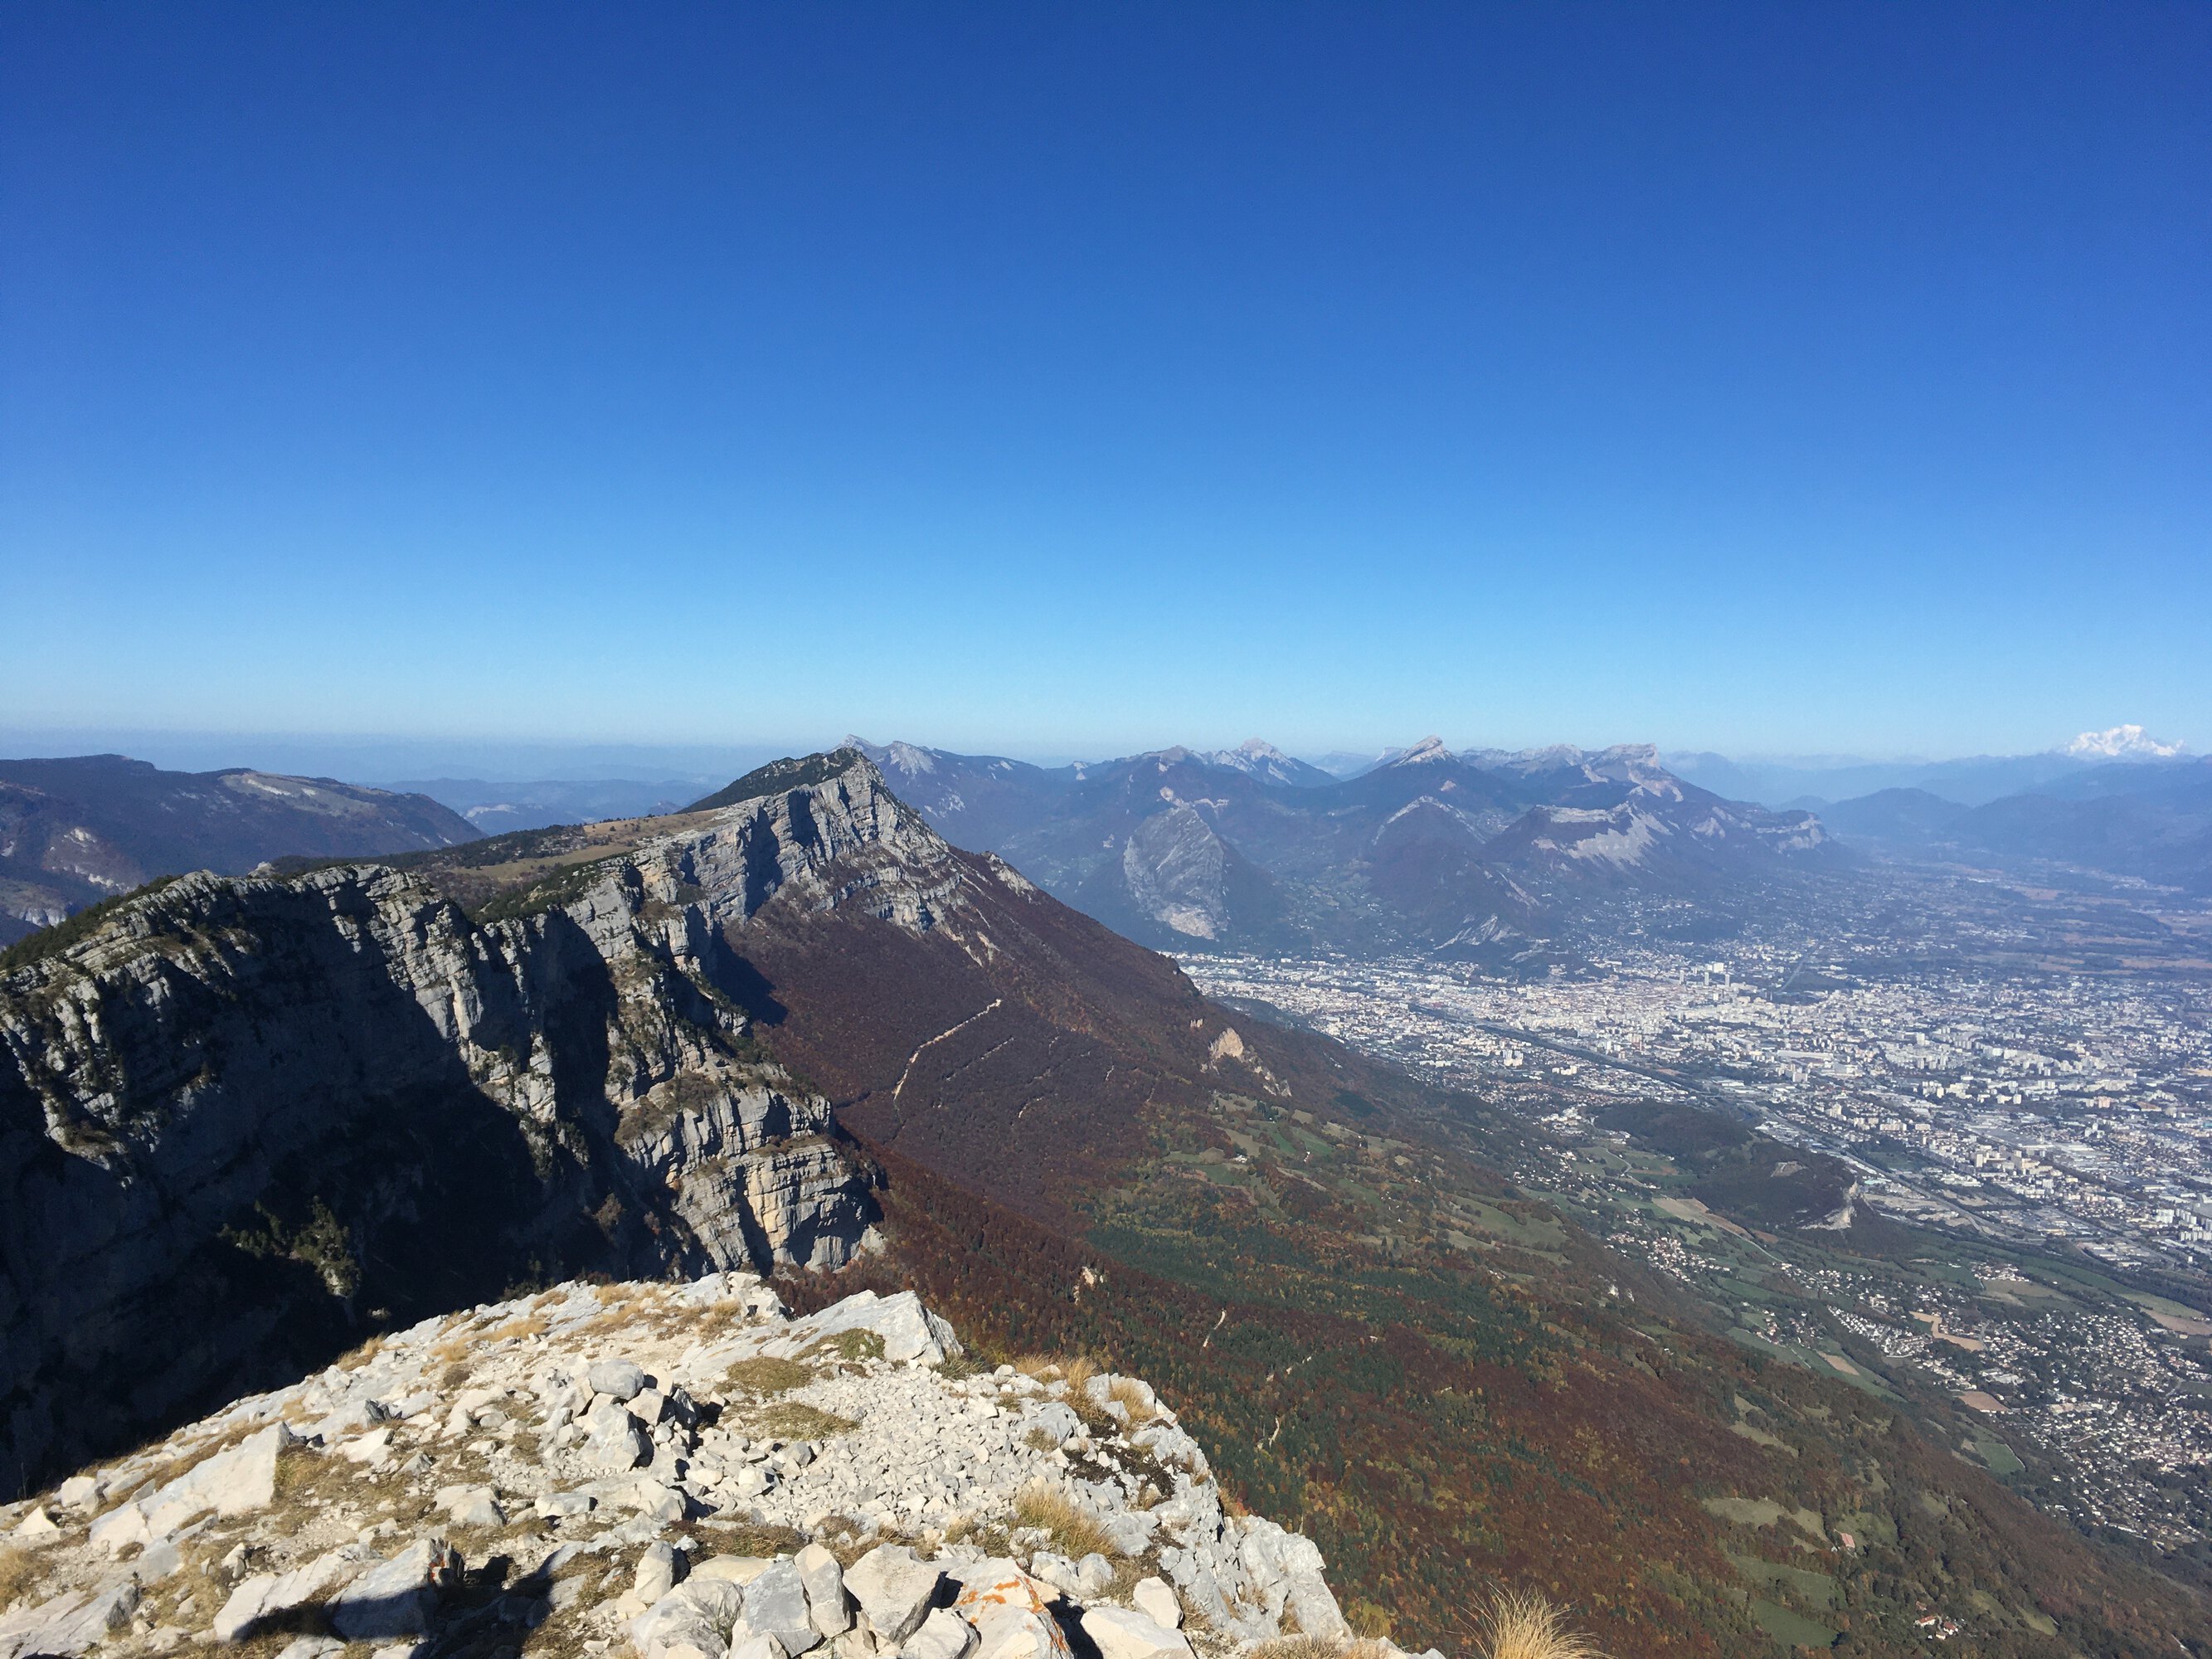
left=812, top=735, right=1833, bottom=960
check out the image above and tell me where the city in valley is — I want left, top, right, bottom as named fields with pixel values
left=1180, top=866, right=2212, bottom=1569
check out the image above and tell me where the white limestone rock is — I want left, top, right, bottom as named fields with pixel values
left=214, top=1547, right=363, bottom=1642
left=746, top=1558, right=822, bottom=1656
left=900, top=1608, right=979, bottom=1659
left=846, top=1543, right=942, bottom=1643
left=1130, top=1579, right=1180, bottom=1630
left=796, top=1541, right=852, bottom=1637
left=328, top=1537, right=459, bottom=1642
left=590, top=1359, right=649, bottom=1402
left=1079, top=1608, right=1194, bottom=1659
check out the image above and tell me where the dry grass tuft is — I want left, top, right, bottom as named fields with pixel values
left=486, top=1314, right=548, bottom=1343
left=270, top=1441, right=323, bottom=1501
left=1106, top=1376, right=1159, bottom=1428
left=708, top=1520, right=809, bottom=1558
left=1478, top=1590, right=1605, bottom=1659
left=1060, top=1355, right=1101, bottom=1395
left=1011, top=1479, right=1116, bottom=1560
left=751, top=1402, right=858, bottom=1441
left=724, top=1356, right=817, bottom=1395
left=0, top=1546, right=39, bottom=1611
left=801, top=1330, right=886, bottom=1366
left=334, top=1335, right=385, bottom=1372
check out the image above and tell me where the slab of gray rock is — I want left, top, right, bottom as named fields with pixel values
left=636, top=1541, right=683, bottom=1605
left=214, top=1547, right=362, bottom=1642
left=845, top=1543, right=942, bottom=1643
left=434, top=1484, right=506, bottom=1529
left=775, top=1290, right=960, bottom=1366
left=1079, top=1609, right=1192, bottom=1659
left=900, top=1608, right=979, bottom=1659
left=795, top=1541, right=851, bottom=1637
left=328, top=1537, right=459, bottom=1642
left=632, top=1578, right=747, bottom=1659
left=1130, top=1579, right=1180, bottom=1630
left=0, top=1579, right=140, bottom=1659
left=744, top=1558, right=822, bottom=1655
left=586, top=1400, right=653, bottom=1471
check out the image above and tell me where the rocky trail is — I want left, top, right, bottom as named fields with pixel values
left=1, top=1275, right=1432, bottom=1659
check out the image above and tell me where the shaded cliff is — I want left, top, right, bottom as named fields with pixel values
left=0, top=762, right=958, bottom=1495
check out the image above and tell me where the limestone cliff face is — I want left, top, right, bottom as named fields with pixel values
left=0, top=761, right=960, bottom=1497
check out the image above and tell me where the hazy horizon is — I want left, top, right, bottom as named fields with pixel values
left=0, top=719, right=2191, bottom=787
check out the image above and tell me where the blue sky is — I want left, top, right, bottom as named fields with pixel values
left=3, top=2, right=2207, bottom=766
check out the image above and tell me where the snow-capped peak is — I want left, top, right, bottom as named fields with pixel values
left=1232, top=737, right=1291, bottom=761
left=2062, top=725, right=2185, bottom=760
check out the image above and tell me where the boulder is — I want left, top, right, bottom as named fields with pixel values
left=900, top=1608, right=979, bottom=1659
left=1079, top=1608, right=1192, bottom=1659
left=339, top=1427, right=395, bottom=1465
left=589, top=1358, right=649, bottom=1401
left=1027, top=1404, right=1082, bottom=1445
left=1031, top=1553, right=1113, bottom=1603
left=779, top=1291, right=961, bottom=1366
left=744, top=1558, right=822, bottom=1655
left=624, top=1478, right=687, bottom=1524
left=796, top=1542, right=852, bottom=1637
left=328, top=1538, right=459, bottom=1642
left=731, top=1635, right=789, bottom=1659
left=632, top=1579, right=748, bottom=1659
left=214, top=1548, right=362, bottom=1642
left=11, top=1506, right=61, bottom=1542
left=54, top=1475, right=103, bottom=1510
left=99, top=1423, right=297, bottom=1554
left=585, top=1402, right=652, bottom=1471
left=845, top=1543, right=941, bottom=1643
left=1130, top=1579, right=1180, bottom=1630
left=953, top=1564, right=1071, bottom=1659
left=635, top=1541, right=683, bottom=1605
left=434, top=1484, right=506, bottom=1529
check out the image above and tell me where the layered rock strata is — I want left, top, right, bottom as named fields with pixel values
left=0, top=763, right=970, bottom=1493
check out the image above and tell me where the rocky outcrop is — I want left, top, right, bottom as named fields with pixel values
left=0, top=760, right=970, bottom=1496
left=0, top=1277, right=1432, bottom=1659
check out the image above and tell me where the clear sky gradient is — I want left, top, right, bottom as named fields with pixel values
left=4, top=2, right=2207, bottom=763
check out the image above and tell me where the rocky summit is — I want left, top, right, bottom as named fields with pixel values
left=0, top=1274, right=1412, bottom=1659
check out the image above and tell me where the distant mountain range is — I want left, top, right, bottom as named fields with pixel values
left=0, top=754, right=478, bottom=945
left=1813, top=760, right=2212, bottom=893
left=1666, top=725, right=2194, bottom=809
left=848, top=734, right=1832, bottom=961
